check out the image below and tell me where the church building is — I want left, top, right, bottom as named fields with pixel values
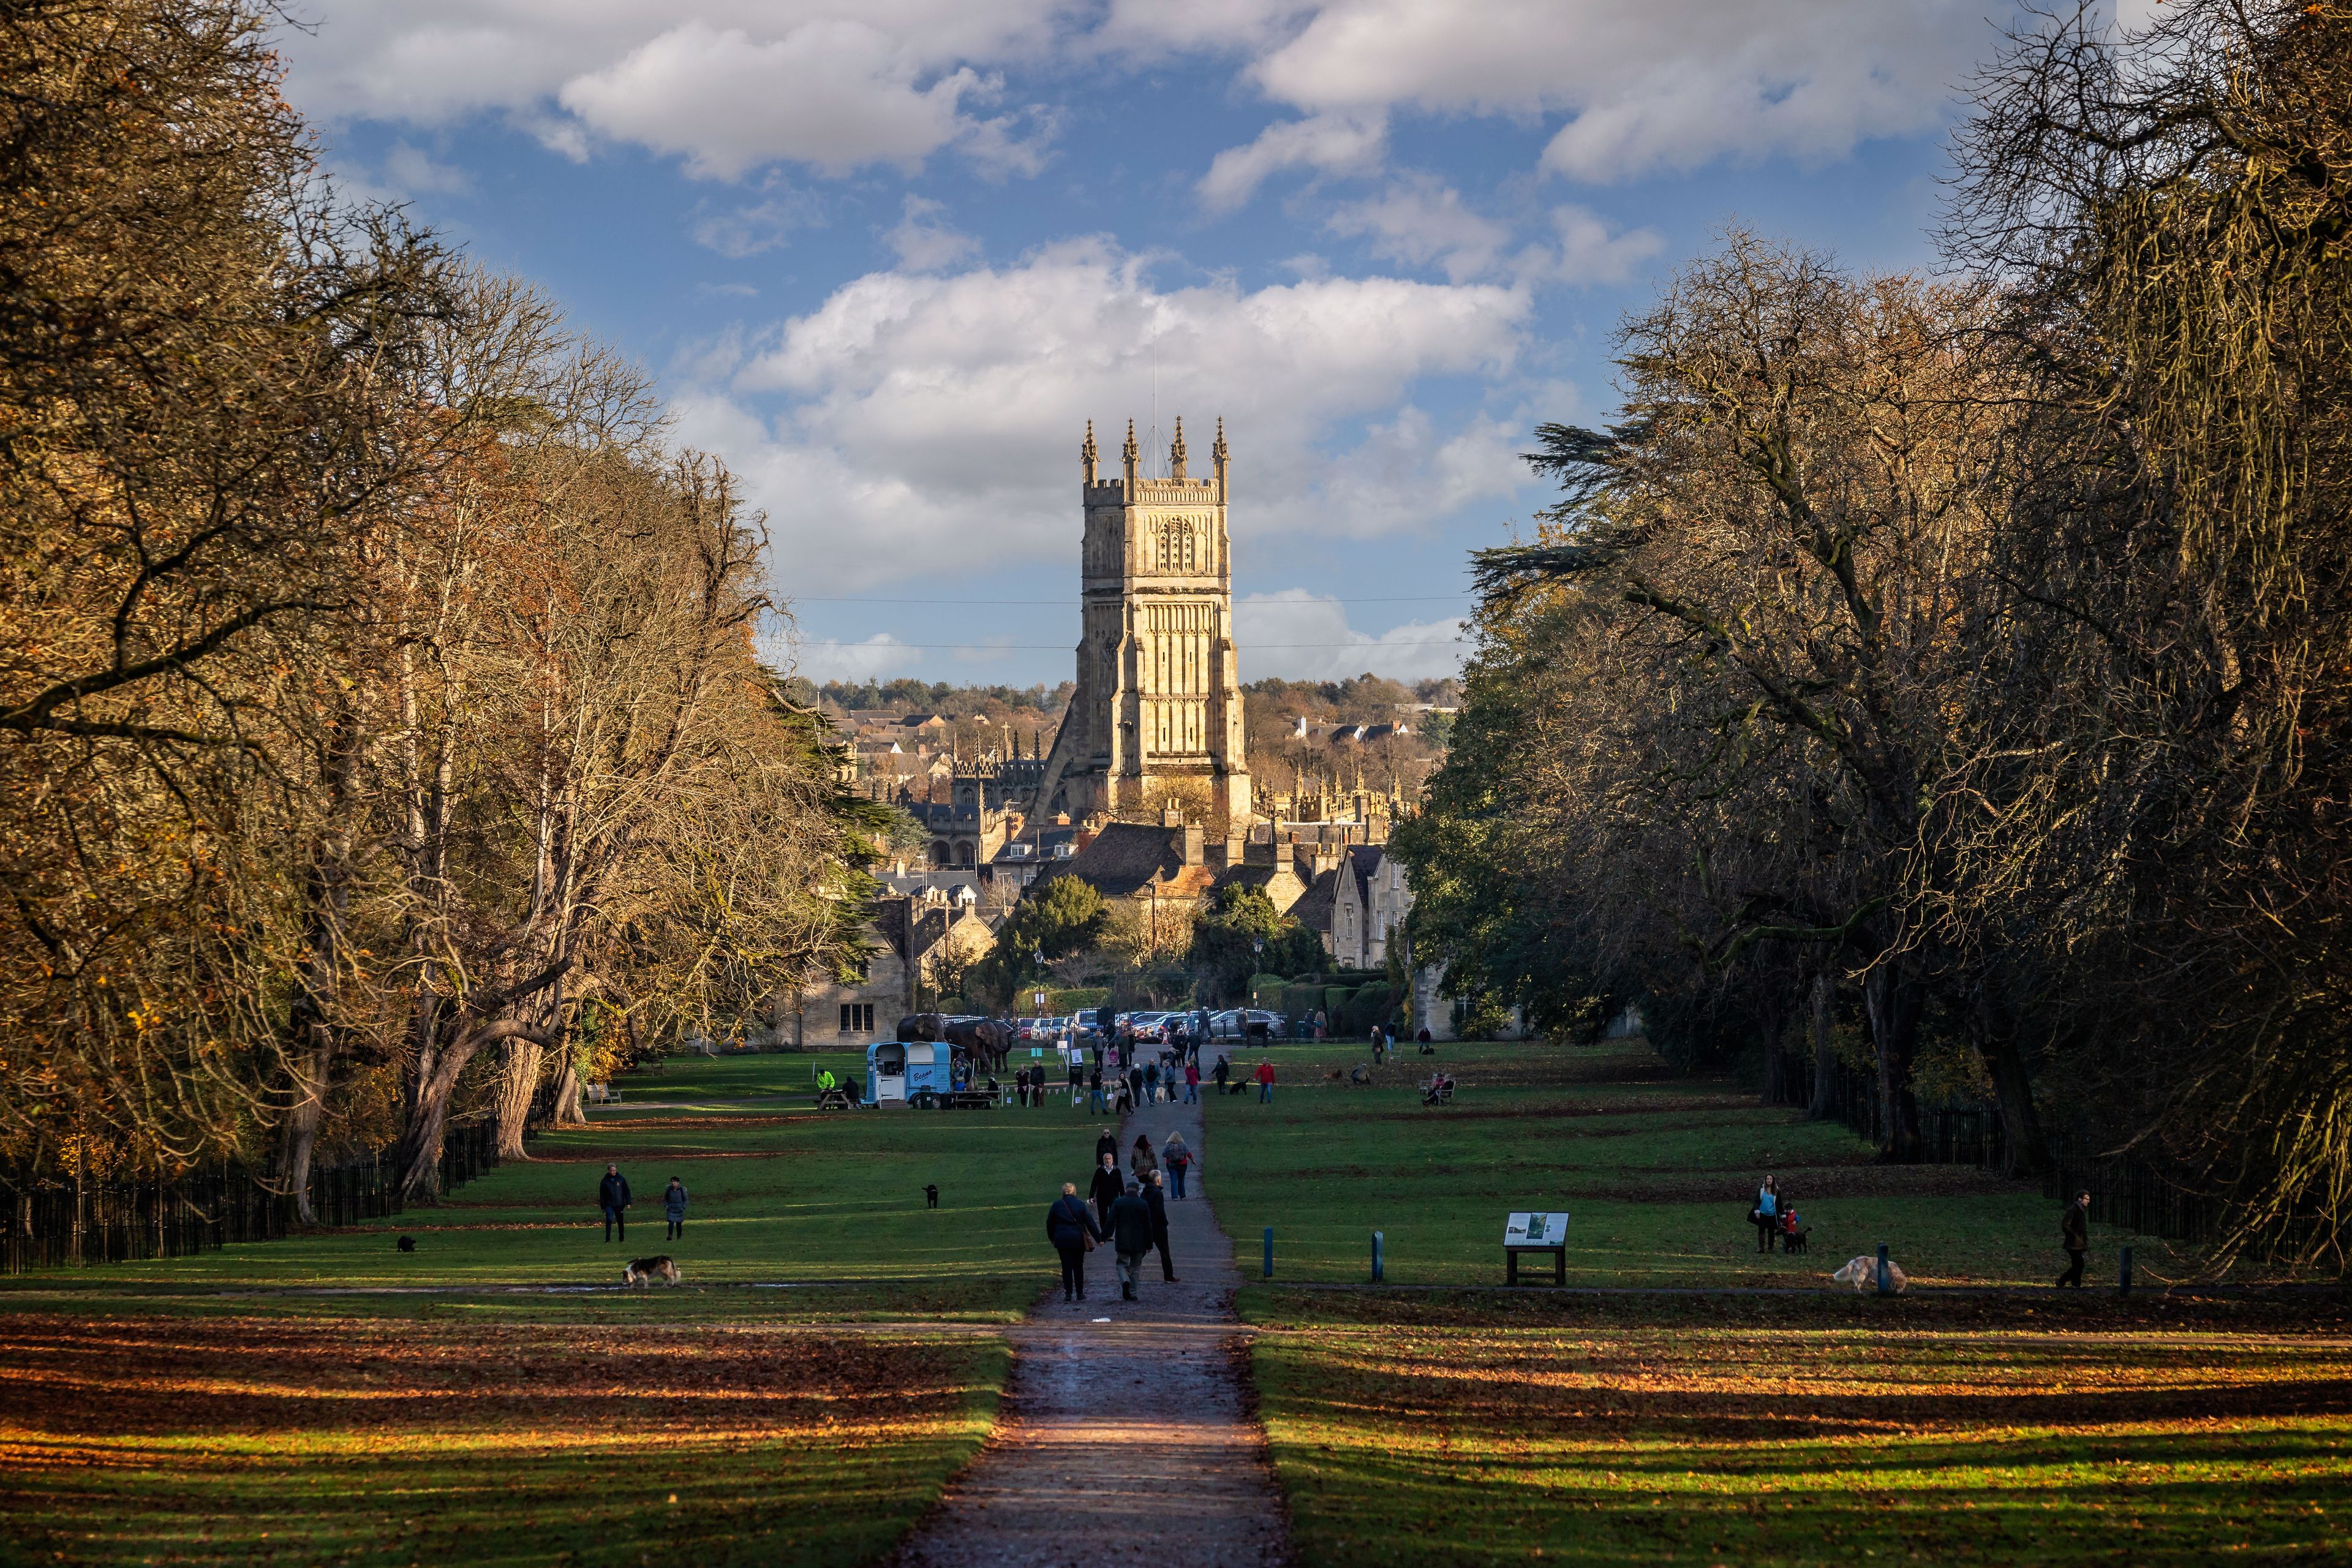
left=1031, top=418, right=1252, bottom=831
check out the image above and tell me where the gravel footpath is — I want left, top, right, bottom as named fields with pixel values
left=895, top=1086, right=1287, bottom=1568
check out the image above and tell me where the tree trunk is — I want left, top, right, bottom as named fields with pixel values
left=1971, top=990, right=2049, bottom=1177
left=552, top=1062, right=586, bottom=1126
left=281, top=1029, right=331, bottom=1224
left=1864, top=961, right=1924, bottom=1161
left=397, top=1027, right=484, bottom=1200
left=1808, top=971, right=1836, bottom=1120
left=494, top=1036, right=543, bottom=1160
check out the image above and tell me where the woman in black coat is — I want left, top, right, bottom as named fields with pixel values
left=1046, top=1182, right=1104, bottom=1302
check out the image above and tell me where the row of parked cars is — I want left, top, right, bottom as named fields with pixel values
left=1012, top=1009, right=1285, bottom=1042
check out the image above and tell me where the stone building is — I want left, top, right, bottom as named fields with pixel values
left=790, top=888, right=995, bottom=1048
left=1032, top=418, right=1251, bottom=831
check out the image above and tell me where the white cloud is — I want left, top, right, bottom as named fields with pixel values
left=772, top=630, right=927, bottom=682
left=1507, top=203, right=1665, bottom=287
left=888, top=196, right=981, bottom=271
left=383, top=140, right=472, bottom=196
left=1197, top=112, right=1386, bottom=210
left=558, top=21, right=984, bottom=179
left=1207, top=0, right=1983, bottom=191
left=1236, top=590, right=1467, bottom=682
left=282, top=2, right=1980, bottom=192
left=692, top=186, right=825, bottom=257
left=670, top=239, right=1532, bottom=594
left=1324, top=175, right=1509, bottom=283
left=278, top=2, right=1075, bottom=181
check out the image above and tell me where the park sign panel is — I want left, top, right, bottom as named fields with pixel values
left=1504, top=1212, right=1567, bottom=1247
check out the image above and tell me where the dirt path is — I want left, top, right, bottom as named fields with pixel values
left=895, top=1086, right=1286, bottom=1568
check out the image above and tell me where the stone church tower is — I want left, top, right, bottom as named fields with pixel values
left=1032, top=416, right=1251, bottom=830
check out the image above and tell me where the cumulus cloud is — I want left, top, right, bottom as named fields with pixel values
left=888, top=195, right=982, bottom=271
left=1235, top=590, right=1467, bottom=682
left=762, top=627, right=926, bottom=681
left=1323, top=175, right=1509, bottom=283
left=1507, top=203, right=1665, bottom=287
left=668, top=238, right=1533, bottom=592
left=277, top=1, right=1073, bottom=181
left=1213, top=0, right=1983, bottom=190
left=1197, top=112, right=1386, bottom=211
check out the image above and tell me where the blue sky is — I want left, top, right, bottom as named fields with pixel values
left=277, top=1, right=2064, bottom=690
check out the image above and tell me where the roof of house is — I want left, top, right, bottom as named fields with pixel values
left=1345, top=843, right=1385, bottom=909
left=1031, top=821, right=1189, bottom=900
left=1292, top=867, right=1341, bottom=934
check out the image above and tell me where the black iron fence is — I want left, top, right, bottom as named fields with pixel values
left=1766, top=1050, right=2216, bottom=1243
left=1763, top=1052, right=2006, bottom=1167
left=2042, top=1139, right=2219, bottom=1245
left=1, top=1120, right=508, bottom=1275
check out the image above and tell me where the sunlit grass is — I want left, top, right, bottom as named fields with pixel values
left=1248, top=1315, right=2352, bottom=1566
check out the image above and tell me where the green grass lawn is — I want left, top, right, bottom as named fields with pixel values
left=1244, top=1296, right=2352, bottom=1567
left=0, top=1048, right=1104, bottom=1567
left=1201, top=1039, right=2155, bottom=1288
left=5, top=1051, right=1106, bottom=1317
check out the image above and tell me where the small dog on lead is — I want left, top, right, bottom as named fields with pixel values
left=1831, top=1254, right=1907, bottom=1292
left=622, top=1255, right=682, bottom=1288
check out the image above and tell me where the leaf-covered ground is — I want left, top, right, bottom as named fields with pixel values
left=1246, top=1305, right=2352, bottom=1565
left=0, top=1313, right=1003, bottom=1567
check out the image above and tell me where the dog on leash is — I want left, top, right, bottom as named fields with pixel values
left=1782, top=1226, right=1809, bottom=1255
left=1831, top=1254, right=1906, bottom=1292
left=622, top=1255, right=682, bottom=1288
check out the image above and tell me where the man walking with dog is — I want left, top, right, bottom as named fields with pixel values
left=2057, top=1189, right=2090, bottom=1287
left=598, top=1163, right=631, bottom=1243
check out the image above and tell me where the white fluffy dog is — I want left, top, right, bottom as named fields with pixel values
left=1831, top=1254, right=1908, bottom=1293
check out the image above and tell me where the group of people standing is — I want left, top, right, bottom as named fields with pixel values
left=1047, top=1125, right=1195, bottom=1302
left=595, top=1164, right=690, bottom=1243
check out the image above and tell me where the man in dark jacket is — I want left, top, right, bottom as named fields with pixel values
left=1212, top=1054, right=1231, bottom=1095
left=1095, top=1127, right=1119, bottom=1166
left=1046, top=1182, right=1104, bottom=1302
left=597, top=1164, right=631, bottom=1242
left=1144, top=1170, right=1178, bottom=1282
left=1107, top=1181, right=1155, bottom=1300
left=1088, top=1153, right=1125, bottom=1233
left=2057, top=1189, right=2090, bottom=1287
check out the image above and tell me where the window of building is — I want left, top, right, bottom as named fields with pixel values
left=839, top=1003, right=875, bottom=1033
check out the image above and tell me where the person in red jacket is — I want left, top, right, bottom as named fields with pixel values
left=1254, top=1059, right=1276, bottom=1103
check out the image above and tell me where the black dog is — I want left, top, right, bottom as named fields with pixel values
left=924, top=1183, right=939, bottom=1210
left=1783, top=1227, right=1809, bottom=1255
left=395, top=1235, right=417, bottom=1253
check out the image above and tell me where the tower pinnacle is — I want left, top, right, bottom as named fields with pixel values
left=1122, top=418, right=1139, bottom=486
left=1082, top=420, right=1098, bottom=484
left=1170, top=415, right=1188, bottom=481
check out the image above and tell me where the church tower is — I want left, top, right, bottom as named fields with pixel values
left=1032, top=417, right=1251, bottom=830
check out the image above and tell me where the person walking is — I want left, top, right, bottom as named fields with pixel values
left=1369, top=1023, right=1386, bottom=1062
left=1089, top=1153, right=1125, bottom=1234
left=1183, top=1058, right=1201, bottom=1105
left=662, top=1177, right=688, bottom=1242
left=1107, top=1180, right=1155, bottom=1301
left=1126, top=1063, right=1145, bottom=1108
left=1212, top=1054, right=1232, bottom=1096
left=1417, top=1026, right=1433, bottom=1052
left=1047, top=1180, right=1104, bottom=1302
left=1754, top=1175, right=1780, bottom=1253
left=1144, top=1060, right=1161, bottom=1104
left=1145, top=1169, right=1178, bottom=1281
left=1095, top=1126, right=1120, bottom=1165
left=1088, top=1063, right=1106, bottom=1114
left=1254, top=1058, right=1276, bottom=1103
left=597, top=1164, right=631, bottom=1242
left=2057, top=1189, right=2090, bottom=1287
left=1130, top=1133, right=1158, bottom=1186
left=1164, top=1131, right=1193, bottom=1199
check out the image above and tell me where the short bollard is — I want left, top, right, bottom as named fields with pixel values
left=2120, top=1245, right=2134, bottom=1297
left=1264, top=1226, right=1274, bottom=1279
left=1876, top=1243, right=1891, bottom=1297
left=1371, top=1231, right=1384, bottom=1283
